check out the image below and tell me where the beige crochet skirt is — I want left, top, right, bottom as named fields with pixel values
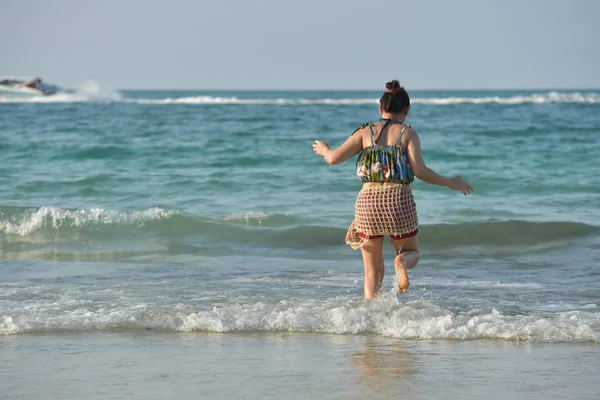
left=345, top=184, right=419, bottom=250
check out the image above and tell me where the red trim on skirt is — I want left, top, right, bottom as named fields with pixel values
left=356, top=229, right=418, bottom=240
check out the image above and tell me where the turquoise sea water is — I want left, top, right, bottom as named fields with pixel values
left=1, top=87, right=599, bottom=398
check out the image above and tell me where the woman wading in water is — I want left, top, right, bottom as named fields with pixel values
left=312, top=80, right=473, bottom=299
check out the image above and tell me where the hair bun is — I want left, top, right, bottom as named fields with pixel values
left=380, top=80, right=410, bottom=113
left=385, top=80, right=401, bottom=93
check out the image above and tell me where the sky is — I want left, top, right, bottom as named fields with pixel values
left=1, top=0, right=599, bottom=90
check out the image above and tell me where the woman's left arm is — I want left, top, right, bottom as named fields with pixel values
left=313, top=131, right=363, bottom=165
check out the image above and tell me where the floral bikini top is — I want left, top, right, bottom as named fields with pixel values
left=356, top=119, right=414, bottom=184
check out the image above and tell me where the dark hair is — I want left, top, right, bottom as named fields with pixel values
left=380, top=80, right=410, bottom=114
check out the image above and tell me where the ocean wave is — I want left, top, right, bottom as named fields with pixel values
left=132, top=97, right=381, bottom=105
left=2, top=91, right=597, bottom=105
left=131, top=91, right=599, bottom=106
left=2, top=299, right=597, bottom=342
left=1, top=206, right=597, bottom=250
left=214, top=211, right=299, bottom=226
left=423, top=220, right=599, bottom=249
left=413, top=91, right=598, bottom=105
left=0, top=206, right=176, bottom=236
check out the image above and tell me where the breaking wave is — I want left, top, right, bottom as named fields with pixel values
left=131, top=91, right=599, bottom=106
left=2, top=299, right=598, bottom=342
left=1, top=206, right=597, bottom=250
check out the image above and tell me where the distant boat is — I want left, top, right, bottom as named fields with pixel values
left=0, top=76, right=60, bottom=98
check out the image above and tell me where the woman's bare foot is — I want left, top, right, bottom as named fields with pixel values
left=395, top=254, right=409, bottom=294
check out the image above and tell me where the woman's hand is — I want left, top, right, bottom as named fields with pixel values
left=448, top=175, right=474, bottom=196
left=312, top=140, right=330, bottom=157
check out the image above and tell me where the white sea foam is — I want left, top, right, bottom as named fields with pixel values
left=2, top=300, right=598, bottom=342
left=37, top=81, right=121, bottom=103
left=217, top=211, right=278, bottom=223
left=136, top=96, right=249, bottom=105
left=0, top=206, right=176, bottom=236
left=129, top=92, right=598, bottom=106
left=214, top=211, right=293, bottom=226
left=418, top=278, right=544, bottom=290
left=412, top=91, right=598, bottom=105
left=72, top=80, right=122, bottom=102
left=132, top=97, right=379, bottom=105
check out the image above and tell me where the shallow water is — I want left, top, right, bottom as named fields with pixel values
left=2, top=332, right=599, bottom=400
left=1, top=88, right=599, bottom=397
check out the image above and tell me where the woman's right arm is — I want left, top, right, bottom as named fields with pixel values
left=313, top=128, right=364, bottom=165
left=406, top=129, right=473, bottom=196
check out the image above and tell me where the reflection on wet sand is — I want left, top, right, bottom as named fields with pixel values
left=346, top=338, right=419, bottom=399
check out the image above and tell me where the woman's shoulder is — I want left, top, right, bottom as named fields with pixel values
left=402, top=125, right=418, bottom=137
left=350, top=122, right=374, bottom=136
left=399, top=125, right=419, bottom=148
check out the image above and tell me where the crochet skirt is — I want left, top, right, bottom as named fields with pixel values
left=345, top=184, right=419, bottom=250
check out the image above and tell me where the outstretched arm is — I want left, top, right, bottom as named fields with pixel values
left=407, top=130, right=473, bottom=195
left=312, top=131, right=363, bottom=165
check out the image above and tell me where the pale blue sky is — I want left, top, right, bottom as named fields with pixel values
left=1, top=0, right=599, bottom=90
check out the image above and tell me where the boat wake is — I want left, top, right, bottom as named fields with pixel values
left=0, top=80, right=122, bottom=103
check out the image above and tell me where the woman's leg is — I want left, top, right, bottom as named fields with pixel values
left=390, top=234, right=420, bottom=294
left=359, top=236, right=385, bottom=299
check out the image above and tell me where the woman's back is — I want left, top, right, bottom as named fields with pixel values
left=356, top=119, right=414, bottom=184
left=360, top=120, right=410, bottom=149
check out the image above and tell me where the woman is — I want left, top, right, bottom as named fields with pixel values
left=312, top=80, right=473, bottom=299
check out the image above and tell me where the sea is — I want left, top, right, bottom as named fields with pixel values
left=1, top=84, right=599, bottom=399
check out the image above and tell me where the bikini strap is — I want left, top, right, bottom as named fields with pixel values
left=350, top=122, right=378, bottom=146
left=398, top=124, right=411, bottom=145
left=372, top=119, right=392, bottom=145
left=350, top=122, right=369, bottom=136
